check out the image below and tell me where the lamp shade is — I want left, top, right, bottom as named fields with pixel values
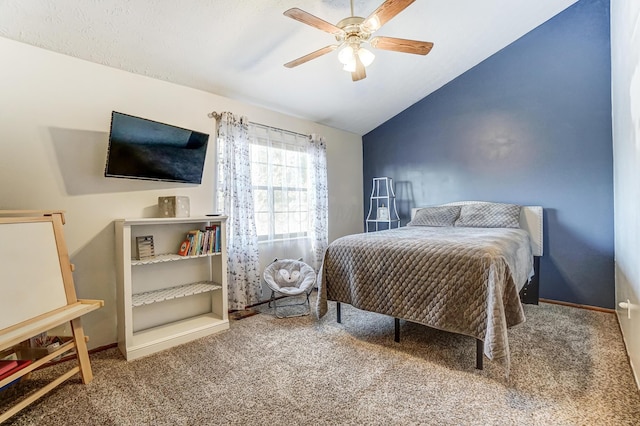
left=343, top=57, right=356, bottom=72
left=358, top=48, right=375, bottom=67
left=338, top=45, right=354, bottom=65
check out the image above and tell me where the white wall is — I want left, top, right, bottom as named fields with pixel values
left=0, top=37, right=363, bottom=349
left=611, top=1, right=640, bottom=388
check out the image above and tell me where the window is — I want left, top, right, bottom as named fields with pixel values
left=249, top=124, right=311, bottom=242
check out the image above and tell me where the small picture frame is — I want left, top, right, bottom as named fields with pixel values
left=136, top=235, right=155, bottom=260
left=377, top=206, right=389, bottom=221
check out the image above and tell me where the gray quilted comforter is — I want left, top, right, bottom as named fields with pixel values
left=316, top=226, right=534, bottom=370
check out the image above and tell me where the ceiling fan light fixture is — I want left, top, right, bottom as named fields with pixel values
left=338, top=45, right=355, bottom=65
left=358, top=47, right=375, bottom=67
left=283, top=0, right=431, bottom=82
left=343, top=57, right=357, bottom=72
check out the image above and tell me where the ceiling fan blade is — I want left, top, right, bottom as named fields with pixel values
left=284, top=45, right=338, bottom=68
left=284, top=8, right=344, bottom=35
left=370, top=36, right=433, bottom=55
left=362, top=0, right=416, bottom=32
left=351, top=55, right=366, bottom=81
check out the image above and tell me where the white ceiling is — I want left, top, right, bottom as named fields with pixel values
left=0, top=0, right=578, bottom=135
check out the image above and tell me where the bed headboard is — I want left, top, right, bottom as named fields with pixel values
left=410, top=201, right=543, bottom=257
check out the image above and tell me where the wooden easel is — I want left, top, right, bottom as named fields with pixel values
left=0, top=211, right=103, bottom=423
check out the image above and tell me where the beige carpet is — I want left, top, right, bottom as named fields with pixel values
left=2, top=299, right=639, bottom=425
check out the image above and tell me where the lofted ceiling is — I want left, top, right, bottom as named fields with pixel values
left=0, top=0, right=578, bottom=135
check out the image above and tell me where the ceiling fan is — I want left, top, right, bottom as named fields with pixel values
left=283, top=0, right=433, bottom=82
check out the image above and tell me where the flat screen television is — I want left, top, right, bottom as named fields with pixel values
left=105, top=111, right=209, bottom=184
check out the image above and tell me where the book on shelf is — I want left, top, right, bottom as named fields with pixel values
left=197, top=231, right=204, bottom=254
left=135, top=235, right=155, bottom=260
left=0, top=359, right=33, bottom=382
left=178, top=226, right=222, bottom=257
left=205, top=225, right=217, bottom=254
left=202, top=231, right=211, bottom=254
left=177, top=239, right=191, bottom=256
left=208, top=225, right=222, bottom=253
left=0, top=359, right=33, bottom=392
left=185, top=230, right=200, bottom=256
left=0, top=360, right=18, bottom=376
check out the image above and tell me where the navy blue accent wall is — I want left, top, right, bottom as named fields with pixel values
left=362, top=0, right=613, bottom=308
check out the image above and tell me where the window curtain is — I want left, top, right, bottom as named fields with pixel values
left=307, top=134, right=329, bottom=271
left=216, top=112, right=262, bottom=310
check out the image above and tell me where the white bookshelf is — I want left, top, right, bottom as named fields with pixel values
left=115, top=216, right=229, bottom=361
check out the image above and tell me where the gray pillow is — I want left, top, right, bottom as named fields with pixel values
left=407, top=205, right=461, bottom=227
left=454, top=203, right=521, bottom=228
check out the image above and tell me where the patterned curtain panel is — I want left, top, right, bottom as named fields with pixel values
left=216, top=112, right=262, bottom=309
left=307, top=134, right=328, bottom=271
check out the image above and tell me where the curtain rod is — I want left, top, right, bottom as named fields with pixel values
left=208, top=111, right=308, bottom=138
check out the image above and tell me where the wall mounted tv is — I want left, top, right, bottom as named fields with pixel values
left=105, top=111, right=209, bottom=184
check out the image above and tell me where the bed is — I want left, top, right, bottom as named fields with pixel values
left=316, top=201, right=543, bottom=372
